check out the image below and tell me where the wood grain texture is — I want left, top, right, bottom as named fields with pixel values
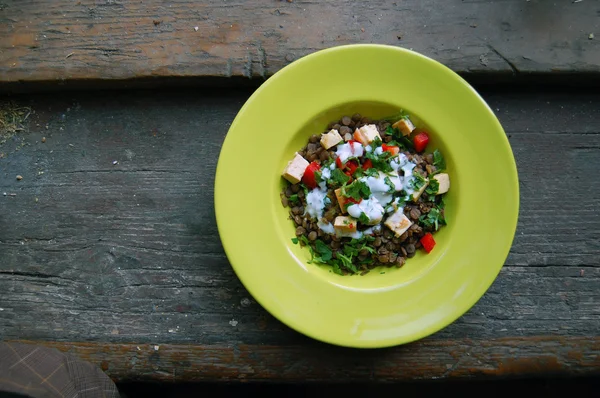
left=0, top=0, right=599, bottom=85
left=0, top=90, right=599, bottom=380
left=11, top=337, right=600, bottom=382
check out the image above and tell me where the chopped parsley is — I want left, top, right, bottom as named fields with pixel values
left=329, top=168, right=350, bottom=187
left=385, top=126, right=414, bottom=150
left=424, top=178, right=439, bottom=198
left=365, top=168, right=380, bottom=177
left=314, top=170, right=323, bottom=184
left=433, top=149, right=446, bottom=171
left=384, top=176, right=396, bottom=193
left=288, top=194, right=300, bottom=205
left=410, top=173, right=428, bottom=191
left=341, top=180, right=371, bottom=201
left=419, top=207, right=446, bottom=231
left=383, top=110, right=409, bottom=123
left=337, top=252, right=358, bottom=273
left=358, top=212, right=370, bottom=224
left=314, top=240, right=333, bottom=262
left=365, top=148, right=393, bottom=172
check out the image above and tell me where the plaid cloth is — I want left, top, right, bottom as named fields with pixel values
left=0, top=342, right=120, bottom=398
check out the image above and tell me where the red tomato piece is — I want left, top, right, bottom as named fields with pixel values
left=381, top=144, right=400, bottom=156
left=335, top=157, right=344, bottom=169
left=346, top=160, right=359, bottom=175
left=413, top=132, right=429, bottom=152
left=302, top=162, right=321, bottom=189
left=420, top=232, right=436, bottom=253
left=362, top=159, right=373, bottom=170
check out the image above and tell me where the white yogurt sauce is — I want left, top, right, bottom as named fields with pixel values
left=317, top=219, right=335, bottom=234
left=347, top=197, right=385, bottom=225
left=305, top=187, right=328, bottom=219
left=358, top=172, right=394, bottom=206
left=335, top=142, right=364, bottom=163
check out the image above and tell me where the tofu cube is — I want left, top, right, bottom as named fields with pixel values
left=353, top=124, right=381, bottom=145
left=334, top=188, right=350, bottom=213
left=334, top=216, right=358, bottom=234
left=320, top=129, right=343, bottom=150
left=282, top=153, right=309, bottom=184
left=384, top=210, right=413, bottom=237
left=392, top=118, right=416, bottom=136
left=433, top=173, right=450, bottom=194
left=411, top=178, right=429, bottom=202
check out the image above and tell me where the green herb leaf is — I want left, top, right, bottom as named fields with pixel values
left=337, top=252, right=358, bottom=273
left=332, top=261, right=344, bottom=275
left=433, top=149, right=446, bottom=171
left=365, top=168, right=380, bottom=177
left=314, top=239, right=333, bottom=262
left=419, top=207, right=446, bottom=231
left=288, top=194, right=299, bottom=204
left=330, top=168, right=350, bottom=186
left=382, top=110, right=409, bottom=123
left=425, top=178, right=439, bottom=197
left=410, top=173, right=427, bottom=191
left=365, top=149, right=393, bottom=173
left=291, top=237, right=299, bottom=244
left=384, top=176, right=396, bottom=193
left=358, top=212, right=370, bottom=224
left=341, top=180, right=371, bottom=201
left=314, top=170, right=322, bottom=184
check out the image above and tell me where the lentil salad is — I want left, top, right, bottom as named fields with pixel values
left=281, top=113, right=449, bottom=275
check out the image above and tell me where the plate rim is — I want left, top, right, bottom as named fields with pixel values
left=215, top=44, right=520, bottom=348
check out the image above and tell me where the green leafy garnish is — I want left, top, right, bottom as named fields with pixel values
left=384, top=176, right=396, bottom=193
left=419, top=207, right=446, bottom=231
left=410, top=173, right=428, bottom=191
left=385, top=126, right=414, bottom=150
left=425, top=178, right=439, bottom=198
left=314, top=170, right=323, bottom=184
left=314, top=240, right=332, bottom=262
left=358, top=212, right=370, bottom=224
left=433, top=149, right=446, bottom=171
left=365, top=168, right=380, bottom=177
left=365, top=148, right=393, bottom=173
left=288, top=194, right=300, bottom=205
left=382, top=110, right=409, bottom=123
left=332, top=262, right=344, bottom=275
left=352, top=167, right=365, bottom=178
left=330, top=168, right=350, bottom=186
left=291, top=237, right=299, bottom=244
left=337, top=252, right=358, bottom=273
left=341, top=180, right=371, bottom=201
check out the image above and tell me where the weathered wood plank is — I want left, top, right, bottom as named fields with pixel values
left=0, top=0, right=598, bottom=86
left=11, top=337, right=600, bottom=382
left=0, top=90, right=599, bottom=380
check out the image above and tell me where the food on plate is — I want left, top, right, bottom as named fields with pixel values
left=281, top=112, right=449, bottom=275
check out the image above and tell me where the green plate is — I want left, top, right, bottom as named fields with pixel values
left=215, top=44, right=519, bottom=348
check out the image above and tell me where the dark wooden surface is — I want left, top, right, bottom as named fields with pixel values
left=0, top=88, right=599, bottom=381
left=0, top=0, right=599, bottom=89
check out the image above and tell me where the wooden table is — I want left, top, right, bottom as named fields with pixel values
left=1, top=0, right=599, bottom=383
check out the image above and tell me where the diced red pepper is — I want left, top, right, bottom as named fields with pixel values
left=302, top=161, right=321, bottom=189
left=382, top=144, right=400, bottom=156
left=345, top=160, right=359, bottom=176
left=420, top=233, right=436, bottom=253
left=413, top=132, right=429, bottom=152
left=362, top=159, right=373, bottom=170
left=336, top=157, right=344, bottom=169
